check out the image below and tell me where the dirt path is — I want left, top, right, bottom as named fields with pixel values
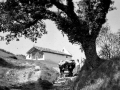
left=52, top=76, right=77, bottom=90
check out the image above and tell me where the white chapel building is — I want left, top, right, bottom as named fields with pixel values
left=26, top=46, right=72, bottom=64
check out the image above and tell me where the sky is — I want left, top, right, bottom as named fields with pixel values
left=0, top=0, right=120, bottom=60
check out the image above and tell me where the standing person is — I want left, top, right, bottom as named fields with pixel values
left=67, top=60, right=75, bottom=77
left=58, top=60, right=66, bottom=78
left=76, top=59, right=80, bottom=75
left=74, top=59, right=80, bottom=76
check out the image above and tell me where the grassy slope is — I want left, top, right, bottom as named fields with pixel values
left=72, top=57, right=120, bottom=90
left=0, top=48, right=58, bottom=69
left=0, top=49, right=17, bottom=59
left=0, top=48, right=59, bottom=89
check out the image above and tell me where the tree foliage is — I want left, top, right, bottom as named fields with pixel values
left=0, top=0, right=47, bottom=43
left=0, top=0, right=113, bottom=69
left=97, top=25, right=120, bottom=60
left=0, top=0, right=113, bottom=43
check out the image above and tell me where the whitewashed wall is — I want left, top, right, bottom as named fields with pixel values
left=44, top=52, right=72, bottom=64
left=26, top=50, right=72, bottom=64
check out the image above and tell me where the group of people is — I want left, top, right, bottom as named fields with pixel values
left=58, top=59, right=80, bottom=77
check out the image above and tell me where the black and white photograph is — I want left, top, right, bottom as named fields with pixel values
left=0, top=0, right=119, bottom=90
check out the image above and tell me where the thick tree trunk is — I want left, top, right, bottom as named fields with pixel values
left=73, top=39, right=106, bottom=90
left=81, top=38, right=104, bottom=71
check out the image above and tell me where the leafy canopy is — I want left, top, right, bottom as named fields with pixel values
left=97, top=24, right=120, bottom=59
left=0, top=0, right=113, bottom=45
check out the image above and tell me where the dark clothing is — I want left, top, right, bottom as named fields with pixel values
left=59, top=60, right=75, bottom=77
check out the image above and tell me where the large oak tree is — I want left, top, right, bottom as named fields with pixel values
left=0, top=0, right=113, bottom=70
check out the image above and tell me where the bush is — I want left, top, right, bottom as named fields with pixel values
left=38, top=79, right=53, bottom=89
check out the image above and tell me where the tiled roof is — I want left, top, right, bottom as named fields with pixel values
left=27, top=46, right=72, bottom=56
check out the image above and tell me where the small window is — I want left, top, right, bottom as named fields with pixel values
left=32, top=55, right=35, bottom=59
left=38, top=52, right=43, bottom=58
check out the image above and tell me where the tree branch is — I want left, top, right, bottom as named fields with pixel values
left=20, top=8, right=71, bottom=32
left=66, top=0, right=74, bottom=11
left=91, top=0, right=111, bottom=39
left=24, top=19, right=38, bottom=29
left=50, top=0, right=68, bottom=12
left=17, top=1, right=85, bottom=43
left=50, top=0, right=78, bottom=21
left=30, top=8, right=84, bottom=43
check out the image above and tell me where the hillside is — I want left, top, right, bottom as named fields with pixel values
left=16, top=54, right=26, bottom=60
left=0, top=48, right=58, bottom=68
left=0, top=49, right=59, bottom=90
left=72, top=57, right=120, bottom=90
left=0, top=49, right=17, bottom=59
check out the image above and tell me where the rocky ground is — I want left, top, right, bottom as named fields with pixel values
left=71, top=57, right=120, bottom=90
left=3, top=48, right=120, bottom=90
left=0, top=49, right=59, bottom=90
left=49, top=76, right=76, bottom=90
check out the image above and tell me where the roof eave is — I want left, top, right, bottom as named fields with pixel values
left=42, top=51, right=72, bottom=57
left=27, top=47, right=36, bottom=54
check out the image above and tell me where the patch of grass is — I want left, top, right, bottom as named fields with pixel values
left=16, top=54, right=26, bottom=60
left=0, top=57, right=26, bottom=69
left=0, top=49, right=17, bottom=58
left=38, top=79, right=53, bottom=89
left=0, top=49, right=59, bottom=90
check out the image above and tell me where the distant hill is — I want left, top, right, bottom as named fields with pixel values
left=0, top=48, right=59, bottom=68
left=0, top=49, right=17, bottom=59
left=0, top=49, right=26, bottom=60
left=0, top=49, right=59, bottom=89
left=16, top=54, right=26, bottom=60
left=0, top=48, right=59, bottom=69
